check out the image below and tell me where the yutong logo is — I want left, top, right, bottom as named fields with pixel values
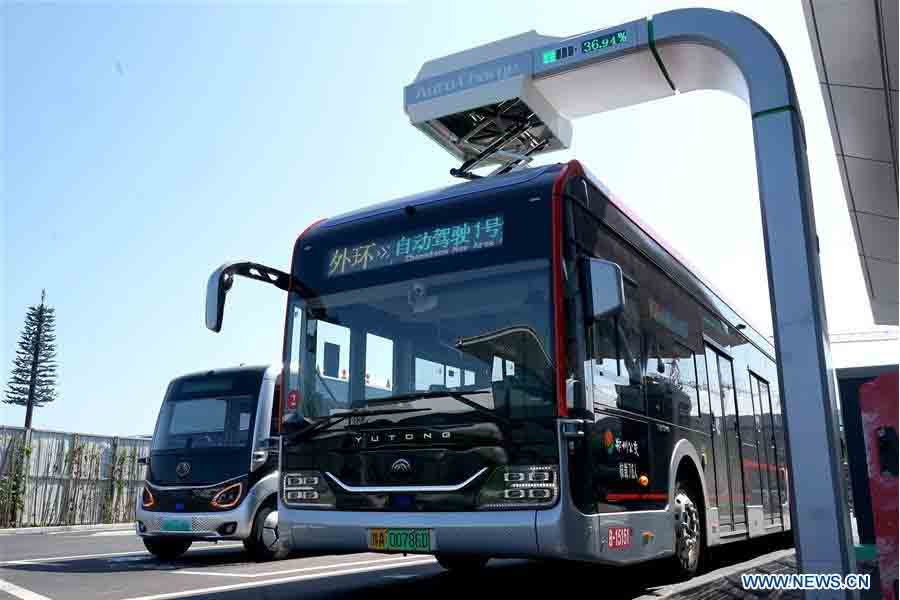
left=352, top=431, right=452, bottom=447
left=390, top=459, right=413, bottom=475
left=175, top=461, right=191, bottom=478
left=413, top=62, right=522, bottom=102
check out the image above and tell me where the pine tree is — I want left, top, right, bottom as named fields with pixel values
left=5, top=290, right=58, bottom=428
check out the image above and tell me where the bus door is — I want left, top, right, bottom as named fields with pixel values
left=705, top=346, right=746, bottom=531
left=736, top=371, right=762, bottom=514
left=759, top=378, right=784, bottom=523
left=694, top=354, right=721, bottom=528
left=750, top=373, right=774, bottom=524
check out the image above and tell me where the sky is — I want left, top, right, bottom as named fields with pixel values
left=3, top=1, right=896, bottom=436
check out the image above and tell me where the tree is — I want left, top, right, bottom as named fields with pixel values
left=5, top=290, right=58, bottom=428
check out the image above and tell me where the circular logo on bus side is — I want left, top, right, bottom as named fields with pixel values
left=602, top=430, right=615, bottom=454
left=176, top=461, right=191, bottom=478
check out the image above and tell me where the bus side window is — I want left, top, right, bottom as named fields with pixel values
left=587, top=280, right=643, bottom=412
left=416, top=357, right=445, bottom=390
left=618, top=282, right=644, bottom=412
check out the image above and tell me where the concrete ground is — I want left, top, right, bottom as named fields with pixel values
left=0, top=527, right=798, bottom=600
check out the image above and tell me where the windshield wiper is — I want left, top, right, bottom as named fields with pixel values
left=365, top=390, right=510, bottom=426
left=288, top=407, right=432, bottom=440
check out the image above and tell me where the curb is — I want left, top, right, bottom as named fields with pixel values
left=0, top=522, right=134, bottom=536
left=632, top=548, right=796, bottom=600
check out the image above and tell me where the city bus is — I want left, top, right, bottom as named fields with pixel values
left=136, top=365, right=288, bottom=561
left=205, top=160, right=792, bottom=576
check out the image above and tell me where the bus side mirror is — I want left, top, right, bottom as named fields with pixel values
left=581, top=258, right=625, bottom=321
left=206, top=261, right=293, bottom=333
left=206, top=264, right=235, bottom=333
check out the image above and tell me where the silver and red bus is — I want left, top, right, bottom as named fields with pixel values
left=206, top=160, right=791, bottom=576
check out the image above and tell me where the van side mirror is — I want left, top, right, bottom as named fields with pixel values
left=251, top=437, right=280, bottom=472
left=581, top=257, right=625, bottom=321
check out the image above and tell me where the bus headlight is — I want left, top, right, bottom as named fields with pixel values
left=283, top=471, right=335, bottom=508
left=477, top=466, right=558, bottom=509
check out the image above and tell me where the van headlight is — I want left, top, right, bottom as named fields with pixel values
left=283, top=471, right=335, bottom=508
left=477, top=466, right=558, bottom=509
left=210, top=482, right=243, bottom=509
left=141, top=485, right=156, bottom=509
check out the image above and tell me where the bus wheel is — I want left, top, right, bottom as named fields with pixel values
left=671, top=484, right=703, bottom=578
left=435, top=555, right=489, bottom=573
left=143, top=538, right=192, bottom=561
left=244, top=505, right=289, bottom=561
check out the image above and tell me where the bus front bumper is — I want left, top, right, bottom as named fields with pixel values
left=282, top=508, right=540, bottom=557
left=281, top=504, right=676, bottom=564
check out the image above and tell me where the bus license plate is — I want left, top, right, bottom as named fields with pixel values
left=161, top=518, right=192, bottom=532
left=608, top=526, right=631, bottom=549
left=368, top=528, right=432, bottom=553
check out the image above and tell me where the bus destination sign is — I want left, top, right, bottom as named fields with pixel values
left=326, top=215, right=504, bottom=278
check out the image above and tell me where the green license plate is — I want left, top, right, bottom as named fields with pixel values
left=161, top=518, right=192, bottom=532
left=368, top=528, right=432, bottom=553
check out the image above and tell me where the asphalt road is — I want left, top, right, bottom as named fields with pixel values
left=0, top=526, right=795, bottom=600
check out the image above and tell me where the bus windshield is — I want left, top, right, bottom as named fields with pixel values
left=152, top=371, right=262, bottom=451
left=284, top=260, right=555, bottom=420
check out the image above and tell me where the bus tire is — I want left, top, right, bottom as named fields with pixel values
left=143, top=537, right=192, bottom=561
left=670, top=482, right=704, bottom=579
left=435, top=554, right=489, bottom=572
left=244, top=504, right=289, bottom=561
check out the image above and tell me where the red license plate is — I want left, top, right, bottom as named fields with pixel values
left=608, top=526, right=631, bottom=549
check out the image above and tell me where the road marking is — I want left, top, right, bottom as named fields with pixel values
left=175, top=554, right=429, bottom=578
left=121, top=557, right=437, bottom=600
left=45, top=529, right=134, bottom=538
left=46, top=527, right=132, bottom=536
left=0, top=543, right=242, bottom=566
left=0, top=577, right=53, bottom=600
left=0, top=525, right=133, bottom=537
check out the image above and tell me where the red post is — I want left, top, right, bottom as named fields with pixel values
left=859, top=372, right=898, bottom=600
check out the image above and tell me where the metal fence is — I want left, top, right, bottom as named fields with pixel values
left=0, top=426, right=150, bottom=528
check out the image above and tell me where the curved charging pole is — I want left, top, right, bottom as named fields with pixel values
left=652, top=9, right=855, bottom=589
left=405, top=7, right=854, bottom=591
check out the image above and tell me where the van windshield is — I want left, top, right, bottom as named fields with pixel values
left=152, top=370, right=263, bottom=451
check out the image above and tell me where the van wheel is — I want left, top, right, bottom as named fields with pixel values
left=670, top=483, right=704, bottom=579
left=244, top=505, right=289, bottom=561
left=435, top=554, right=489, bottom=572
left=143, top=538, right=192, bottom=561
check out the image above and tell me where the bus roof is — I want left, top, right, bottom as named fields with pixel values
left=320, top=164, right=560, bottom=230
left=304, top=161, right=774, bottom=358
left=172, top=364, right=280, bottom=383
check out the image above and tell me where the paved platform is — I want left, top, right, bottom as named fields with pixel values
left=639, top=550, right=800, bottom=600
left=0, top=527, right=807, bottom=600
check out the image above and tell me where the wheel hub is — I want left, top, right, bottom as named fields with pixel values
left=262, top=510, right=280, bottom=550
left=673, top=491, right=700, bottom=570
